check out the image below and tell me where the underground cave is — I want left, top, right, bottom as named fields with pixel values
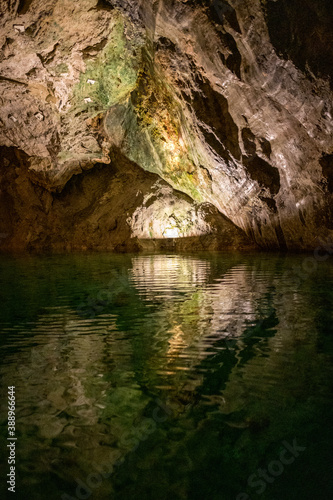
left=0, top=1, right=333, bottom=499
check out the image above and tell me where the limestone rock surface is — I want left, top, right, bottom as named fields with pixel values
left=0, top=146, right=253, bottom=252
left=0, top=0, right=332, bottom=251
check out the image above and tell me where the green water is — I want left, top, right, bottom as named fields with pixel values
left=0, top=252, right=333, bottom=500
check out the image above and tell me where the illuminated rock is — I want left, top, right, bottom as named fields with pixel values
left=0, top=0, right=332, bottom=250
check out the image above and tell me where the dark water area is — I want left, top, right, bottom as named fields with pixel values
left=0, top=252, right=333, bottom=500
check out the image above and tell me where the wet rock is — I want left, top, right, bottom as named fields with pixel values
left=0, top=146, right=254, bottom=252
left=0, top=0, right=332, bottom=250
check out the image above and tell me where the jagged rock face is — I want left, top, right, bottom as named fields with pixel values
left=0, top=146, right=253, bottom=252
left=0, top=0, right=332, bottom=251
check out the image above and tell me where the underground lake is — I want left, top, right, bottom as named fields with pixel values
left=0, top=251, right=333, bottom=499
left=1, top=0, right=333, bottom=498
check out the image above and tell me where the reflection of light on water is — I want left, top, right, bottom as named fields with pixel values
left=0, top=253, right=330, bottom=499
left=130, top=255, right=210, bottom=298
left=130, top=257, right=263, bottom=377
left=129, top=258, right=270, bottom=369
left=167, top=323, right=188, bottom=356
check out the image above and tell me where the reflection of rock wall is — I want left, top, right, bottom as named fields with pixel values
left=128, top=254, right=331, bottom=434
left=129, top=253, right=330, bottom=407
left=129, top=255, right=274, bottom=384
left=218, top=268, right=326, bottom=422
left=1, top=0, right=333, bottom=250
left=0, top=308, right=150, bottom=497
left=1, top=252, right=331, bottom=497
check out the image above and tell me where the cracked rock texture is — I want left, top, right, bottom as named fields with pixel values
left=0, top=0, right=332, bottom=251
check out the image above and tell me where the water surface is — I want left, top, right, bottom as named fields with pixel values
left=0, top=252, right=333, bottom=499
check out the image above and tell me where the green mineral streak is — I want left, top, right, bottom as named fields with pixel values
left=168, top=171, right=204, bottom=202
left=71, top=14, right=141, bottom=113
left=57, top=150, right=73, bottom=161
left=70, top=13, right=204, bottom=204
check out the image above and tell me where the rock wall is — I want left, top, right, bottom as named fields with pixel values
left=0, top=145, right=253, bottom=252
left=0, top=0, right=332, bottom=251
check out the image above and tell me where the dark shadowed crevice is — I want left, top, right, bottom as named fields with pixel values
left=320, top=153, right=333, bottom=193
left=96, top=0, right=114, bottom=11
left=259, top=137, right=272, bottom=159
left=263, top=0, right=333, bottom=89
left=17, top=0, right=34, bottom=15
left=257, top=220, right=262, bottom=237
left=82, top=39, right=109, bottom=59
left=243, top=155, right=280, bottom=196
left=224, top=33, right=242, bottom=79
left=209, top=0, right=241, bottom=33
left=275, top=223, right=287, bottom=249
left=190, top=77, right=241, bottom=160
left=242, top=127, right=256, bottom=156
left=198, top=124, right=230, bottom=162
left=298, top=209, right=306, bottom=226
left=259, top=196, right=277, bottom=213
left=155, top=36, right=177, bottom=52
left=199, top=164, right=213, bottom=182
left=216, top=32, right=242, bottom=79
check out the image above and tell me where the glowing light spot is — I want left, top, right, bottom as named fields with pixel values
left=163, top=227, right=180, bottom=238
